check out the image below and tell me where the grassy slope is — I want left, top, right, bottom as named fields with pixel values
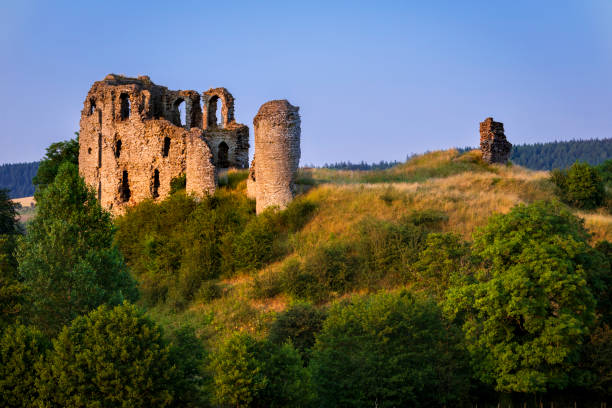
left=148, top=149, right=612, bottom=345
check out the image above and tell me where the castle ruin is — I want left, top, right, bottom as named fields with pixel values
left=79, top=74, right=299, bottom=214
left=479, top=117, right=512, bottom=164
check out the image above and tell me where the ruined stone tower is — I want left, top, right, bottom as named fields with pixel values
left=79, top=74, right=249, bottom=213
left=251, top=100, right=301, bottom=214
left=479, top=117, right=512, bottom=164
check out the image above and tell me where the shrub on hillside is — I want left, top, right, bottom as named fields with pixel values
left=310, top=291, right=471, bottom=407
left=36, top=302, right=205, bottom=407
left=210, top=333, right=311, bottom=407
left=551, top=162, right=605, bottom=209
left=268, top=302, right=326, bottom=362
left=0, top=325, right=49, bottom=407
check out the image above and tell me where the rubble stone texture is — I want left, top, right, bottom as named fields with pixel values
left=479, top=117, right=512, bottom=164
left=252, top=100, right=301, bottom=214
left=79, top=74, right=249, bottom=214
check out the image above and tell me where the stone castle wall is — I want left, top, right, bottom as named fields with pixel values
left=479, top=117, right=512, bottom=164
left=252, top=100, right=301, bottom=214
left=79, top=75, right=249, bottom=214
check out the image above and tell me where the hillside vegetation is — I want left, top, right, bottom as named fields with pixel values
left=3, top=147, right=611, bottom=406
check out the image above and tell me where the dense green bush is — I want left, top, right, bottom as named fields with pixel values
left=17, top=163, right=138, bottom=335
left=36, top=302, right=204, bottom=407
left=310, top=291, right=470, bottom=407
left=169, top=173, right=187, bottom=194
left=445, top=201, right=602, bottom=393
left=551, top=161, right=605, bottom=209
left=412, top=232, right=472, bottom=299
left=116, top=190, right=317, bottom=308
left=210, top=333, right=311, bottom=407
left=268, top=302, right=325, bottom=362
left=0, top=325, right=49, bottom=407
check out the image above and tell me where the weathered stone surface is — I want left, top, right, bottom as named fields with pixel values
left=79, top=75, right=249, bottom=214
left=252, top=100, right=301, bottom=214
left=479, top=117, right=512, bottom=164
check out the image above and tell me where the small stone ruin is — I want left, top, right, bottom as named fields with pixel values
left=479, top=117, right=512, bottom=164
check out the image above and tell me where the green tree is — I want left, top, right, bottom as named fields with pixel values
left=412, top=232, right=472, bottom=300
left=268, top=302, right=325, bottom=362
left=210, top=332, right=311, bottom=407
left=310, top=291, right=470, bottom=408
left=551, top=162, right=605, bottom=209
left=445, top=201, right=600, bottom=393
left=17, top=162, right=137, bottom=335
left=0, top=324, right=49, bottom=407
left=0, top=189, right=25, bottom=328
left=36, top=302, right=196, bottom=407
left=32, top=134, right=79, bottom=189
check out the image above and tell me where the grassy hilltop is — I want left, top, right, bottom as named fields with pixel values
left=120, top=148, right=612, bottom=343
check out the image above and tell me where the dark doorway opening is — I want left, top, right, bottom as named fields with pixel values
left=218, top=141, right=229, bottom=168
left=120, top=170, right=131, bottom=202
left=152, top=169, right=160, bottom=199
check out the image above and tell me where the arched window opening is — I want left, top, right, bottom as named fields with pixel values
left=97, top=134, right=102, bottom=167
left=120, top=93, right=131, bottom=120
left=218, top=141, right=229, bottom=168
left=120, top=170, right=131, bottom=202
left=175, top=99, right=186, bottom=127
left=89, top=98, right=96, bottom=116
left=152, top=169, right=160, bottom=199
left=215, top=97, right=224, bottom=128
left=162, top=136, right=171, bottom=157
left=115, top=140, right=122, bottom=158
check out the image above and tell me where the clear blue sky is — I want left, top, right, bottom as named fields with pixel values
left=1, top=0, right=611, bottom=165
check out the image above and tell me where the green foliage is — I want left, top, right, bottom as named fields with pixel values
left=210, top=332, right=311, bottom=407
left=169, top=174, right=186, bottom=194
left=16, top=162, right=138, bottom=335
left=551, top=161, right=605, bottom=209
left=0, top=325, right=49, bottom=407
left=268, top=302, right=325, bottom=362
left=36, top=302, right=201, bottom=407
left=0, top=189, right=21, bottom=235
left=32, top=134, right=79, bottom=190
left=445, top=201, right=600, bottom=393
left=582, top=323, right=612, bottom=397
left=412, top=232, right=472, bottom=299
left=233, top=209, right=282, bottom=272
left=197, top=279, right=222, bottom=302
left=0, top=190, right=26, bottom=328
left=310, top=291, right=470, bottom=407
left=116, top=189, right=317, bottom=308
left=593, top=240, right=612, bottom=324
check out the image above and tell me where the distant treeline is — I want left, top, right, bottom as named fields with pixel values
left=318, top=159, right=404, bottom=170
left=460, top=138, right=612, bottom=170
left=0, top=161, right=39, bottom=198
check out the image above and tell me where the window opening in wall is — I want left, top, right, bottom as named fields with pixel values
left=176, top=99, right=186, bottom=128
left=215, top=97, right=223, bottom=128
left=218, top=141, right=229, bottom=168
left=120, top=93, right=130, bottom=120
left=162, top=136, right=171, bottom=157
left=115, top=140, right=122, bottom=158
left=97, top=134, right=102, bottom=167
left=88, top=147, right=92, bottom=154
left=152, top=169, right=160, bottom=199
left=120, top=170, right=131, bottom=202
left=89, top=99, right=96, bottom=115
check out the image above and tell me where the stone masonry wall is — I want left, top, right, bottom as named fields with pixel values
left=252, top=100, right=301, bottom=214
left=479, top=117, right=512, bottom=164
left=79, top=75, right=250, bottom=214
